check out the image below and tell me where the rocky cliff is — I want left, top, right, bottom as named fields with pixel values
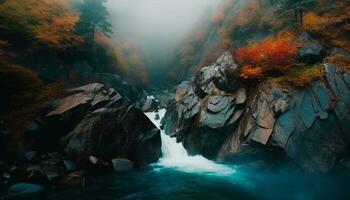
left=162, top=36, right=350, bottom=173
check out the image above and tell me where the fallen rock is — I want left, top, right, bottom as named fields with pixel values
left=60, top=171, right=87, bottom=188
left=61, top=105, right=161, bottom=166
left=111, top=158, right=134, bottom=171
left=7, top=183, right=45, bottom=200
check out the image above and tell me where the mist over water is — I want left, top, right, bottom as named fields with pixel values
left=106, top=0, right=222, bottom=84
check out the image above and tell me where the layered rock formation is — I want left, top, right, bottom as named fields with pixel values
left=29, top=83, right=161, bottom=167
left=162, top=43, right=350, bottom=173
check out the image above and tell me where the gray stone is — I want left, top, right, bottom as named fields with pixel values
left=111, top=158, right=134, bottom=171
left=235, top=88, right=246, bottom=105
left=8, top=183, right=44, bottom=200
left=273, top=111, right=295, bottom=148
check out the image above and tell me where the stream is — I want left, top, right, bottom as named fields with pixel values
left=49, top=109, right=350, bottom=200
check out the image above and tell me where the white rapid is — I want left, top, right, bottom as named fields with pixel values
left=145, top=109, right=235, bottom=175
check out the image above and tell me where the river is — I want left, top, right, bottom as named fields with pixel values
left=49, top=109, right=350, bottom=200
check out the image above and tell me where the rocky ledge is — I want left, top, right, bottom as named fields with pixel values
left=0, top=83, right=161, bottom=198
left=162, top=39, right=350, bottom=173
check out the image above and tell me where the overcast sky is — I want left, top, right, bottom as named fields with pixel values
left=106, top=0, right=221, bottom=46
left=105, top=0, right=222, bottom=84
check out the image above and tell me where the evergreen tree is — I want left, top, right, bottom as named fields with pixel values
left=274, top=0, right=317, bottom=29
left=76, top=0, right=112, bottom=51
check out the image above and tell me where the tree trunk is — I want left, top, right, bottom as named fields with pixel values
left=300, top=9, right=304, bottom=29
left=90, top=22, right=96, bottom=53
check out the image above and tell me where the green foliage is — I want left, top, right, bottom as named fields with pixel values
left=75, top=0, right=113, bottom=49
left=274, top=0, right=317, bottom=28
left=272, top=64, right=322, bottom=87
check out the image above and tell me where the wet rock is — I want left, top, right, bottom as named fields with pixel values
left=33, top=83, right=122, bottom=153
left=296, top=33, right=326, bottom=64
left=330, top=47, right=350, bottom=58
left=154, top=114, right=160, bottom=120
left=60, top=171, right=87, bottom=188
left=273, top=111, right=295, bottom=148
left=7, top=183, right=45, bottom=200
left=163, top=51, right=350, bottom=173
left=23, top=151, right=38, bottom=162
left=8, top=167, right=29, bottom=184
left=61, top=160, right=76, bottom=173
left=86, top=156, right=113, bottom=174
left=141, top=97, right=157, bottom=112
left=199, top=96, right=235, bottom=129
left=175, top=81, right=192, bottom=102
left=111, top=158, right=134, bottom=172
left=26, top=169, right=48, bottom=185
left=234, top=88, right=246, bottom=105
left=61, top=105, right=161, bottom=166
left=195, top=51, right=240, bottom=96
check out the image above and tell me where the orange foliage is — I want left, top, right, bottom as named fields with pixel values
left=235, top=0, right=261, bottom=27
left=36, top=15, right=83, bottom=50
left=240, top=65, right=263, bottom=79
left=212, top=11, right=225, bottom=24
left=303, top=2, right=350, bottom=52
left=235, top=35, right=298, bottom=79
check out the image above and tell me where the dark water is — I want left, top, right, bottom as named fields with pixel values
left=48, top=164, right=350, bottom=200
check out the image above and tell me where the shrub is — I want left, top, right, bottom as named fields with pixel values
left=235, top=34, right=298, bottom=79
left=272, top=65, right=322, bottom=87
left=240, top=65, right=263, bottom=79
left=0, top=58, right=68, bottom=155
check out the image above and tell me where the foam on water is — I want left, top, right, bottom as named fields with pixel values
left=145, top=109, right=235, bottom=175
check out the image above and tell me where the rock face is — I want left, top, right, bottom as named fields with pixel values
left=163, top=52, right=246, bottom=159
left=31, top=83, right=161, bottom=167
left=163, top=48, right=350, bottom=173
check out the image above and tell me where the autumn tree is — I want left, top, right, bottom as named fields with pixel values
left=235, top=34, right=298, bottom=79
left=0, top=0, right=81, bottom=50
left=75, top=0, right=112, bottom=51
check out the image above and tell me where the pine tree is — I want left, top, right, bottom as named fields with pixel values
left=275, top=0, right=317, bottom=30
left=76, top=0, right=112, bottom=51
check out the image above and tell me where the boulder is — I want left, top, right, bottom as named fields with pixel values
left=60, top=171, right=87, bottom=188
left=61, top=106, right=161, bottom=166
left=7, top=183, right=45, bottom=200
left=163, top=51, right=350, bottom=173
left=141, top=97, right=157, bottom=112
left=296, top=33, right=326, bottom=64
left=194, top=51, right=240, bottom=96
left=111, top=158, right=134, bottom=171
left=30, top=83, right=161, bottom=168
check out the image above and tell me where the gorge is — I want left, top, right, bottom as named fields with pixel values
left=1, top=0, right=350, bottom=200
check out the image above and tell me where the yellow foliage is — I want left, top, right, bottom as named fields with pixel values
left=0, top=0, right=81, bottom=50
left=303, top=2, right=350, bottom=52
left=235, top=0, right=261, bottom=27
left=273, top=65, right=322, bottom=87
left=36, top=15, right=83, bottom=50
left=304, top=12, right=332, bottom=32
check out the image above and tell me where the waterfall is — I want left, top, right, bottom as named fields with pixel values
left=145, top=108, right=235, bottom=175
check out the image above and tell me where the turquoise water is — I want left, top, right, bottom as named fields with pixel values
left=48, top=165, right=350, bottom=200
left=48, top=108, right=350, bottom=200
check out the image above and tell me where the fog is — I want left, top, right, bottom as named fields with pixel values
left=106, top=0, right=222, bottom=84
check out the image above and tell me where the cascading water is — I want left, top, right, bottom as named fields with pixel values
left=145, top=109, right=235, bottom=175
